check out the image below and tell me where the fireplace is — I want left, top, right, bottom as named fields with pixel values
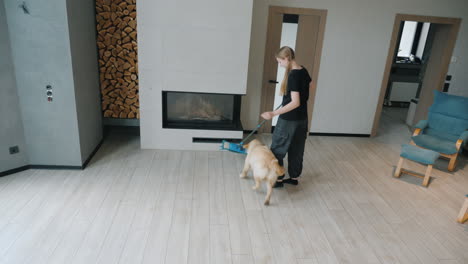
left=162, top=91, right=243, bottom=131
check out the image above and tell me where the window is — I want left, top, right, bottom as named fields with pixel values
left=397, top=21, right=430, bottom=60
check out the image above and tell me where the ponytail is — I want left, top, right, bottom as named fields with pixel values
left=275, top=46, right=295, bottom=96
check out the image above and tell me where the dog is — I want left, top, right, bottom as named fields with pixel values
left=240, top=139, right=285, bottom=205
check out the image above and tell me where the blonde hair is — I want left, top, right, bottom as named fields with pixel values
left=275, top=46, right=295, bottom=96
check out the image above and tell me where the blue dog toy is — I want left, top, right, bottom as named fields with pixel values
left=220, top=105, right=281, bottom=154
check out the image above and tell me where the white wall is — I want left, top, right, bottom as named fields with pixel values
left=4, top=0, right=82, bottom=166
left=138, top=0, right=253, bottom=149
left=0, top=0, right=28, bottom=172
left=4, top=0, right=102, bottom=166
left=243, top=0, right=468, bottom=133
left=67, top=0, right=103, bottom=163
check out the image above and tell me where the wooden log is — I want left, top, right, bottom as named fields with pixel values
left=124, top=98, right=135, bottom=108
left=128, top=20, right=137, bottom=29
left=103, top=20, right=112, bottom=29
left=114, top=17, right=122, bottom=26
left=107, top=26, right=116, bottom=34
left=122, top=36, right=131, bottom=43
left=101, top=12, right=110, bottom=19
left=123, top=27, right=132, bottom=33
left=104, top=34, right=112, bottom=46
left=119, top=89, right=127, bottom=99
left=122, top=43, right=132, bottom=50
left=103, top=86, right=114, bottom=96
left=110, top=4, right=118, bottom=12
left=104, top=110, right=113, bottom=117
left=119, top=111, right=128, bottom=118
left=123, top=62, right=131, bottom=69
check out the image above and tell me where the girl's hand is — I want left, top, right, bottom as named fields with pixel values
left=261, top=111, right=274, bottom=120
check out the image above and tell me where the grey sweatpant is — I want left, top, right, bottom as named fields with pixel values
left=270, top=118, right=308, bottom=179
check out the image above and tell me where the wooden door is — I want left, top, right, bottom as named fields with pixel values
left=259, top=6, right=327, bottom=133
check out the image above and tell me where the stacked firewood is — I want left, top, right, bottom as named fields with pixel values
left=96, top=0, right=139, bottom=119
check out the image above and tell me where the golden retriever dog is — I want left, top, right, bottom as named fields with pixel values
left=240, top=139, right=286, bottom=205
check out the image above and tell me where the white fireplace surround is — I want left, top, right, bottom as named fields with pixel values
left=137, top=0, right=253, bottom=150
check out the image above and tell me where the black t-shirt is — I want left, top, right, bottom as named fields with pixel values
left=280, top=67, right=311, bottom=121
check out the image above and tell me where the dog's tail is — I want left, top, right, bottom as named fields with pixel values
left=270, top=159, right=285, bottom=176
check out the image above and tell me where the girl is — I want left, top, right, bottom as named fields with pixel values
left=261, top=46, right=312, bottom=188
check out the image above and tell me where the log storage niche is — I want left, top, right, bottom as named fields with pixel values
left=96, top=0, right=139, bottom=119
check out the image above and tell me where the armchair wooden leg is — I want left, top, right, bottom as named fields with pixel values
left=448, top=153, right=458, bottom=172
left=457, top=197, right=468, bottom=224
left=422, top=165, right=432, bottom=187
left=394, top=158, right=404, bottom=178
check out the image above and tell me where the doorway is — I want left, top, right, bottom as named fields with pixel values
left=371, top=14, right=461, bottom=137
left=258, top=6, right=327, bottom=133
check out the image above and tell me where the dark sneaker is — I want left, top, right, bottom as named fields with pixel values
left=273, top=181, right=284, bottom=188
left=283, top=178, right=299, bottom=185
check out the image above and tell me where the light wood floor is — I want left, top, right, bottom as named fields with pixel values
left=1, top=113, right=467, bottom=264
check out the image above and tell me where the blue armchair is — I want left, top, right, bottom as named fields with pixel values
left=411, top=91, right=468, bottom=171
